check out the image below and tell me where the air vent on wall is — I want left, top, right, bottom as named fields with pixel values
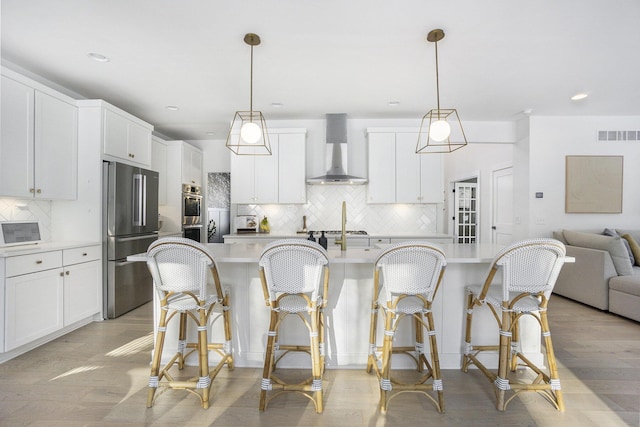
left=597, top=130, right=640, bottom=142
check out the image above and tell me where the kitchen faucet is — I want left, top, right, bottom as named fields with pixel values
left=334, top=201, right=347, bottom=251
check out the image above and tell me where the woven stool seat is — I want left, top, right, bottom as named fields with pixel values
left=366, top=241, right=447, bottom=413
left=145, top=237, right=234, bottom=409
left=462, top=238, right=568, bottom=411
left=258, top=239, right=329, bottom=413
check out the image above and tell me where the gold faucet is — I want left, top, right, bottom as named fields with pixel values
left=334, top=201, right=347, bottom=251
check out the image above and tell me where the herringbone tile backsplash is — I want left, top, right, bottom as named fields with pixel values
left=0, top=198, right=53, bottom=241
left=241, top=185, right=441, bottom=235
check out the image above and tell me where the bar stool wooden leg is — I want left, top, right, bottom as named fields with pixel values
left=147, top=306, right=169, bottom=408
left=425, top=310, right=444, bottom=412
left=259, top=310, right=279, bottom=411
left=462, top=292, right=475, bottom=373
left=495, top=305, right=512, bottom=411
left=378, top=309, right=395, bottom=414
left=541, top=310, right=564, bottom=411
left=310, top=305, right=324, bottom=413
left=415, top=315, right=425, bottom=373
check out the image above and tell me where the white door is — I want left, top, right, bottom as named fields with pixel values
left=491, top=166, right=513, bottom=244
left=454, top=181, right=478, bottom=243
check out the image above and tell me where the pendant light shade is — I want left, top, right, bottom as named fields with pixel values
left=416, top=29, right=467, bottom=154
left=226, top=33, right=272, bottom=156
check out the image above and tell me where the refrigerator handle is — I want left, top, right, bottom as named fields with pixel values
left=133, top=173, right=143, bottom=226
left=142, top=174, right=147, bottom=227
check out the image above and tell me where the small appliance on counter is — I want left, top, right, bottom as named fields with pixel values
left=0, top=221, right=42, bottom=247
left=235, top=215, right=257, bottom=233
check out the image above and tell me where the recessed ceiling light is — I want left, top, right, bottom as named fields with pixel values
left=522, top=108, right=533, bottom=115
left=206, top=132, right=215, bottom=136
left=388, top=101, right=400, bottom=107
left=165, top=105, right=179, bottom=111
left=87, top=52, right=110, bottom=63
left=571, top=93, right=588, bottom=101
left=271, top=102, right=283, bottom=108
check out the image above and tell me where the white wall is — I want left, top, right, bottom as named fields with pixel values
left=525, top=116, right=640, bottom=237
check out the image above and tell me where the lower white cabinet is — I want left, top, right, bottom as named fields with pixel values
left=5, top=268, right=64, bottom=351
left=3, top=244, right=101, bottom=353
left=62, top=246, right=101, bottom=327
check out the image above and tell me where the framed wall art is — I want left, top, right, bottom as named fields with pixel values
left=565, top=155, right=623, bottom=213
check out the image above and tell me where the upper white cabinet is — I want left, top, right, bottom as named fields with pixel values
left=0, top=71, right=78, bottom=199
left=181, top=143, right=203, bottom=186
left=230, top=129, right=306, bottom=204
left=278, top=133, right=307, bottom=204
left=103, top=107, right=153, bottom=167
left=367, top=129, right=443, bottom=204
left=151, top=137, right=168, bottom=205
left=77, top=100, right=153, bottom=168
left=367, top=132, right=396, bottom=203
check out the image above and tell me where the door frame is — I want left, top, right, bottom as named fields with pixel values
left=490, top=162, right=513, bottom=244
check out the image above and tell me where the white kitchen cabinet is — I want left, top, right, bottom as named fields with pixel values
left=0, top=71, right=78, bottom=200
left=62, top=245, right=101, bottom=327
left=278, top=133, right=307, bottom=204
left=151, top=137, right=168, bottom=205
left=2, top=244, right=101, bottom=353
left=395, top=133, right=444, bottom=203
left=103, top=107, right=153, bottom=167
left=181, top=143, right=203, bottom=186
left=230, top=130, right=306, bottom=205
left=367, top=132, right=396, bottom=203
left=4, top=250, right=64, bottom=351
left=367, top=129, right=443, bottom=204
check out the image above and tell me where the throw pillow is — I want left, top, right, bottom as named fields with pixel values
left=563, top=229, right=634, bottom=276
left=621, top=234, right=640, bottom=267
left=603, top=228, right=635, bottom=265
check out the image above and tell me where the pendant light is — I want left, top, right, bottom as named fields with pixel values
left=226, top=33, right=272, bottom=155
left=416, top=29, right=467, bottom=154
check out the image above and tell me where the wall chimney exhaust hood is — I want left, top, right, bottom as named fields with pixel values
left=307, top=113, right=367, bottom=185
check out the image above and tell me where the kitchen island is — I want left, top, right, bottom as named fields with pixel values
left=130, top=242, right=551, bottom=370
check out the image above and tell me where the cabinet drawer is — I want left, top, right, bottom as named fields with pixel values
left=63, top=245, right=101, bottom=265
left=5, top=251, right=63, bottom=277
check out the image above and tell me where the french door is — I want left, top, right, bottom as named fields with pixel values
left=454, top=182, right=478, bottom=243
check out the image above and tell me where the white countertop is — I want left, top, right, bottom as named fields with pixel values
left=128, top=242, right=505, bottom=264
left=0, top=241, right=101, bottom=258
left=223, top=233, right=453, bottom=240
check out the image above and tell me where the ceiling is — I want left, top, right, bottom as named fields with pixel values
left=3, top=1, right=640, bottom=141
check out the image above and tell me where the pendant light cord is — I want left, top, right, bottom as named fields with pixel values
left=434, top=39, right=441, bottom=115
left=249, top=43, right=254, bottom=121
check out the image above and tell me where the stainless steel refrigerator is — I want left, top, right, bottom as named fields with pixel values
left=103, top=161, right=159, bottom=319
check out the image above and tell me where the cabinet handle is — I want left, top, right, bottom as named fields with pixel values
left=66, top=271, right=70, bottom=276
left=35, top=260, right=43, bottom=264
left=37, top=189, right=42, bottom=194
left=83, top=252, right=88, bottom=256
left=60, top=272, right=64, bottom=277
left=30, top=188, right=35, bottom=193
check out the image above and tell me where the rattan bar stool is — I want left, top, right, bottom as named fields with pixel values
left=462, top=238, right=567, bottom=411
left=366, top=241, right=447, bottom=413
left=258, top=239, right=330, bottom=413
left=145, top=237, right=234, bottom=408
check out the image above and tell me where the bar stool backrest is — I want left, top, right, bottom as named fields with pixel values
left=259, top=239, right=329, bottom=302
left=492, top=238, right=566, bottom=301
left=146, top=237, right=222, bottom=301
left=375, top=241, right=447, bottom=302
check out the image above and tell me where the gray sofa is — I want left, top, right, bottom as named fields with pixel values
left=552, top=229, right=640, bottom=322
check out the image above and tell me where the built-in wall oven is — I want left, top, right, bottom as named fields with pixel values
left=182, top=184, right=203, bottom=242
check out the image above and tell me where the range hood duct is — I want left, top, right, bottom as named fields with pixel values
left=307, top=113, right=367, bottom=185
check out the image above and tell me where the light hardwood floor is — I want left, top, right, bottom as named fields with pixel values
left=0, top=295, right=638, bottom=426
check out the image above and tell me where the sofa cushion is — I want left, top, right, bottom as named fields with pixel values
left=563, top=229, right=634, bottom=276
left=621, top=234, right=640, bottom=267
left=603, top=228, right=635, bottom=265
left=609, top=272, right=640, bottom=298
